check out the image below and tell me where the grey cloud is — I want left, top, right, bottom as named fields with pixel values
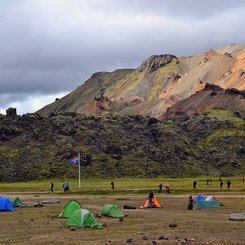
left=0, top=93, right=27, bottom=108
left=78, top=0, right=245, bottom=19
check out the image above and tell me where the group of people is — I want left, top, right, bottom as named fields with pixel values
left=193, top=178, right=232, bottom=190
left=49, top=177, right=241, bottom=194
left=158, top=183, right=171, bottom=193
left=218, top=178, right=231, bottom=190
left=49, top=182, right=70, bottom=193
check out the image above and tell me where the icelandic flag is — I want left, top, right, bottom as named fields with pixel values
left=69, top=155, right=79, bottom=165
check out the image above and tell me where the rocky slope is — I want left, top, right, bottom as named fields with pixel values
left=38, top=44, right=245, bottom=118
left=0, top=111, right=244, bottom=182
left=163, top=83, right=245, bottom=118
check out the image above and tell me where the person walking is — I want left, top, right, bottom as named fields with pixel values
left=50, top=182, right=54, bottom=193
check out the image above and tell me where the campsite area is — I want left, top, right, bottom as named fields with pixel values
left=0, top=177, right=245, bottom=245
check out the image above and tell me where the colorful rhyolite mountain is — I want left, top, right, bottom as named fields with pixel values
left=38, top=44, right=245, bottom=118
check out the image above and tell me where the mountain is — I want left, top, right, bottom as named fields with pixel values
left=163, top=83, right=245, bottom=118
left=38, top=44, right=245, bottom=118
left=0, top=111, right=244, bottom=182
left=1, top=44, right=245, bottom=182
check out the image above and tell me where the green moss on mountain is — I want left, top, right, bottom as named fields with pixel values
left=0, top=111, right=244, bottom=182
left=105, top=70, right=147, bottom=98
left=207, top=109, right=245, bottom=128
left=149, top=58, right=179, bottom=101
left=38, top=69, right=134, bottom=116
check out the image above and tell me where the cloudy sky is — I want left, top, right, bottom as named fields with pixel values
left=0, top=0, right=245, bottom=115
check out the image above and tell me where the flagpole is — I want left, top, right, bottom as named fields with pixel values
left=78, top=153, right=81, bottom=189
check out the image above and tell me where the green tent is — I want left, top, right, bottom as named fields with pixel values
left=197, top=200, right=220, bottom=209
left=67, top=209, right=103, bottom=229
left=58, top=200, right=82, bottom=218
left=100, top=204, right=124, bottom=218
left=11, top=197, right=26, bottom=208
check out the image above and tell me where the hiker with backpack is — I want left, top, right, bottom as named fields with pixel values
left=63, top=182, right=70, bottom=192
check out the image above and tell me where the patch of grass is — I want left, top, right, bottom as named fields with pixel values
left=207, top=109, right=245, bottom=128
left=148, top=58, right=179, bottom=101
left=202, top=128, right=245, bottom=147
left=105, top=71, right=146, bottom=98
left=1, top=177, right=244, bottom=194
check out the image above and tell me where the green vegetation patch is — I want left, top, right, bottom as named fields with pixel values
left=207, top=109, right=245, bottom=128
left=105, top=71, right=146, bottom=98
left=148, top=58, right=180, bottom=101
left=202, top=128, right=245, bottom=147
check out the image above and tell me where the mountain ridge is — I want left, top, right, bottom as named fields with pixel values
left=38, top=44, right=245, bottom=118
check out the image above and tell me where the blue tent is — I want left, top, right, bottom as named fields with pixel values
left=193, top=194, right=205, bottom=203
left=0, top=197, right=16, bottom=211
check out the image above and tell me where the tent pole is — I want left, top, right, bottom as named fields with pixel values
left=78, top=153, right=81, bottom=189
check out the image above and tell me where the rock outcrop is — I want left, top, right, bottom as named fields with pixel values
left=163, top=83, right=245, bottom=118
left=138, top=54, right=177, bottom=73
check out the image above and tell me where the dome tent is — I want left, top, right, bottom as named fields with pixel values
left=11, top=197, right=26, bottom=208
left=100, top=204, right=124, bottom=218
left=193, top=194, right=205, bottom=203
left=67, top=209, right=102, bottom=229
left=58, top=200, right=82, bottom=218
left=0, top=197, right=15, bottom=211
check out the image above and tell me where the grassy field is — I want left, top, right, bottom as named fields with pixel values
left=0, top=177, right=245, bottom=245
left=0, top=176, right=245, bottom=194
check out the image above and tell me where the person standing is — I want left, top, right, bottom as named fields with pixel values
left=148, top=191, right=154, bottom=208
left=193, top=180, right=197, bottom=189
left=50, top=182, right=54, bottom=193
left=219, top=180, right=223, bottom=190
left=188, top=196, right=194, bottom=210
left=111, top=181, right=115, bottom=190
left=165, top=185, right=171, bottom=193
left=227, top=180, right=231, bottom=190
left=158, top=183, right=163, bottom=193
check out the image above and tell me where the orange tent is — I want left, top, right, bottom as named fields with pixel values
left=144, top=197, right=161, bottom=208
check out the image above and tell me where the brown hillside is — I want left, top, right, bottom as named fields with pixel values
left=163, top=83, right=245, bottom=118
left=37, top=44, right=245, bottom=118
